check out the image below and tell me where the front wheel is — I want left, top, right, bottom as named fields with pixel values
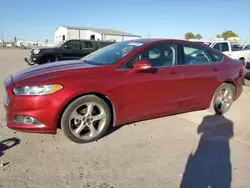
left=61, top=95, right=112, bottom=143
left=209, top=83, right=235, bottom=115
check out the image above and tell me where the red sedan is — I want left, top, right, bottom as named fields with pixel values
left=4, top=39, right=244, bottom=143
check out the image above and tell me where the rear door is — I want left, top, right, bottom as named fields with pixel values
left=221, top=42, right=232, bottom=57
left=212, top=42, right=232, bottom=57
left=179, top=43, right=221, bottom=112
left=79, top=40, right=96, bottom=58
left=59, top=40, right=81, bottom=60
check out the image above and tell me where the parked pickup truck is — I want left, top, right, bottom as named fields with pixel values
left=191, top=40, right=250, bottom=66
left=24, top=39, right=115, bottom=65
left=231, top=43, right=250, bottom=51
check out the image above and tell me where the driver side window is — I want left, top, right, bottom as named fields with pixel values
left=63, top=40, right=80, bottom=50
left=126, top=43, right=177, bottom=69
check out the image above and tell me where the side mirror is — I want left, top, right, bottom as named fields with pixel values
left=62, top=44, right=70, bottom=49
left=131, top=60, right=152, bottom=73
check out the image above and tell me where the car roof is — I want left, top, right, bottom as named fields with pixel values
left=124, top=38, right=191, bottom=44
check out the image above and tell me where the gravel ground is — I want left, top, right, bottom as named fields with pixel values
left=0, top=49, right=250, bottom=188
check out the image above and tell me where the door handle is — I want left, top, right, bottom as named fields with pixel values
left=212, top=67, right=218, bottom=71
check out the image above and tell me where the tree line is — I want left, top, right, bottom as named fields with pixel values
left=184, top=30, right=238, bottom=40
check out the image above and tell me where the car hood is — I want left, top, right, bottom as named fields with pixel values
left=12, top=60, right=97, bottom=85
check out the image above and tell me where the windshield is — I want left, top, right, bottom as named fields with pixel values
left=80, top=41, right=144, bottom=65
left=56, top=41, right=66, bottom=47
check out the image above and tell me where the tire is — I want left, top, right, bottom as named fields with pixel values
left=61, top=95, right=112, bottom=143
left=209, top=83, right=235, bottom=115
left=46, top=55, right=56, bottom=63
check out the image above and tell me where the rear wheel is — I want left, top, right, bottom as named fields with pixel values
left=209, top=83, right=235, bottom=115
left=239, top=58, right=246, bottom=67
left=61, top=95, right=112, bottom=143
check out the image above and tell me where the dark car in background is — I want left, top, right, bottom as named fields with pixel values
left=5, top=39, right=244, bottom=143
left=24, top=39, right=115, bottom=65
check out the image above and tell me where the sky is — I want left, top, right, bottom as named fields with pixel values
left=0, top=0, right=250, bottom=42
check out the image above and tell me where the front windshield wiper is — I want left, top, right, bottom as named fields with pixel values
left=82, top=60, right=92, bottom=64
left=82, top=59, right=99, bottom=65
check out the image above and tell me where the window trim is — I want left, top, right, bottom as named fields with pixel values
left=117, top=42, right=179, bottom=71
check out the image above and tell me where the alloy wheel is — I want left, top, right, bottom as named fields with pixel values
left=214, top=86, right=233, bottom=114
left=69, top=102, right=107, bottom=141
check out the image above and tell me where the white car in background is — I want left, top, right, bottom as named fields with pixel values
left=190, top=40, right=250, bottom=65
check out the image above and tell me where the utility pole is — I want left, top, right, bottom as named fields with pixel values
left=0, top=18, right=4, bottom=43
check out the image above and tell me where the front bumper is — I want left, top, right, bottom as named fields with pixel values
left=24, top=53, right=44, bottom=65
left=3, top=77, right=63, bottom=134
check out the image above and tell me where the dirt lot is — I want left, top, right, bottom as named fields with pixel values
left=0, top=49, right=250, bottom=188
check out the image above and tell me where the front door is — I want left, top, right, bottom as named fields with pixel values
left=59, top=40, right=81, bottom=60
left=212, top=42, right=232, bottom=57
left=116, top=42, right=183, bottom=123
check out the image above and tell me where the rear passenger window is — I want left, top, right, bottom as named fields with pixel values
left=207, top=50, right=224, bottom=62
left=81, top=41, right=94, bottom=49
left=183, top=44, right=211, bottom=65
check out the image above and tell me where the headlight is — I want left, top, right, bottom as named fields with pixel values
left=33, top=49, right=40, bottom=54
left=13, top=84, right=63, bottom=96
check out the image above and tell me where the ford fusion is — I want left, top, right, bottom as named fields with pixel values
left=3, top=39, right=244, bottom=143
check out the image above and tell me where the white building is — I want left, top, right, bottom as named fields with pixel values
left=54, top=26, right=141, bottom=44
left=16, top=40, right=54, bottom=47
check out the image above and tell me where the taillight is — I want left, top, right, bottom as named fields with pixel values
left=239, top=66, right=244, bottom=72
left=239, top=65, right=246, bottom=75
